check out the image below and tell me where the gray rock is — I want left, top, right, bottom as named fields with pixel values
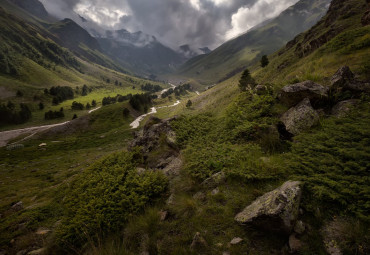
left=201, top=171, right=226, bottom=188
left=159, top=210, right=168, bottom=221
left=11, top=201, right=23, bottom=212
left=279, top=81, right=329, bottom=107
left=190, top=232, right=207, bottom=250
left=281, top=98, right=319, bottom=135
left=235, top=181, right=302, bottom=234
left=331, top=99, right=360, bottom=117
left=166, top=194, right=175, bottom=206
left=321, top=219, right=345, bottom=255
left=330, top=66, right=370, bottom=93
left=211, top=187, right=220, bottom=195
left=330, top=66, right=355, bottom=89
left=230, top=237, right=243, bottom=245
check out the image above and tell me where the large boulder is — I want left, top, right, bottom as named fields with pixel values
left=235, top=181, right=302, bottom=235
left=330, top=66, right=370, bottom=93
left=279, top=81, right=329, bottom=107
left=280, top=98, right=319, bottom=135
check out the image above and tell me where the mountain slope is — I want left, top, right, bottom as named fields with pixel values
left=97, top=29, right=185, bottom=78
left=176, top=0, right=331, bottom=84
left=253, top=0, right=370, bottom=84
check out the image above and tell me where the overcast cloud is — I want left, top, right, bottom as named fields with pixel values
left=40, top=0, right=299, bottom=49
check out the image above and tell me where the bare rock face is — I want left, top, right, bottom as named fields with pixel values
left=235, top=181, right=302, bottom=235
left=281, top=98, right=319, bottom=135
left=279, top=81, right=329, bottom=107
left=331, top=99, right=360, bottom=117
left=330, top=66, right=370, bottom=93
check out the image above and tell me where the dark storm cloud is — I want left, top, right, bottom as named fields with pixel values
left=40, top=0, right=297, bottom=49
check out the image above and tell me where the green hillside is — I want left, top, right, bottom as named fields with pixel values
left=176, top=0, right=331, bottom=84
left=0, top=0, right=369, bottom=254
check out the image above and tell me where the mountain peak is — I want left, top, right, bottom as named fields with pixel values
left=9, top=0, right=48, bottom=19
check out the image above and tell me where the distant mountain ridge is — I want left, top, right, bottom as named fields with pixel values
left=176, top=0, right=332, bottom=84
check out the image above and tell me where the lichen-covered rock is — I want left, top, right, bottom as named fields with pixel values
left=11, top=201, right=23, bottom=212
left=235, top=181, right=302, bottom=234
left=255, top=85, right=268, bottom=95
left=281, top=98, right=319, bottom=135
left=331, top=99, right=360, bottom=117
left=279, top=81, right=329, bottom=107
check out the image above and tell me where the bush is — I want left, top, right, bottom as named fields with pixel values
left=0, top=102, right=31, bottom=125
left=71, top=101, right=84, bottom=110
left=45, top=109, right=64, bottom=120
left=55, top=149, right=168, bottom=251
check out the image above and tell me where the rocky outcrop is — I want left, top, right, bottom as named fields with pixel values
left=280, top=98, right=319, bottom=135
left=129, top=116, right=178, bottom=153
left=235, top=181, right=302, bottom=235
left=331, top=99, right=360, bottom=117
left=279, top=81, right=329, bottom=107
left=330, top=66, right=370, bottom=93
left=129, top=116, right=182, bottom=176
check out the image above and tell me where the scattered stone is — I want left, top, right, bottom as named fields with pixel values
left=279, top=80, right=329, bottom=107
left=211, top=187, right=220, bottom=195
left=16, top=250, right=27, bottom=255
left=190, top=232, right=208, bottom=250
left=331, top=99, right=360, bottom=117
left=36, top=228, right=51, bottom=236
left=201, top=171, right=226, bottom=188
left=230, top=237, right=243, bottom=245
left=159, top=210, right=168, bottom=221
left=281, top=98, right=319, bottom=135
left=166, top=194, right=175, bottom=206
left=235, top=181, right=302, bottom=235
left=222, top=252, right=230, bottom=255
left=136, top=167, right=146, bottom=175
left=11, top=201, right=24, bottom=212
left=289, top=234, right=303, bottom=253
left=38, top=143, right=47, bottom=147
left=216, top=243, right=223, bottom=247
left=193, top=192, right=206, bottom=201
left=294, top=220, right=305, bottom=235
left=28, top=248, right=46, bottom=255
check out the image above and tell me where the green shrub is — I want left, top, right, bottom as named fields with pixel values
left=55, top=149, right=168, bottom=251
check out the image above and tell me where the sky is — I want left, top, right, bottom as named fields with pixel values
left=40, top=0, right=299, bottom=50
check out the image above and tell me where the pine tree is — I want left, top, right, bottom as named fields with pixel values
left=260, top=55, right=269, bottom=68
left=186, top=100, right=192, bottom=108
left=238, top=69, right=256, bottom=91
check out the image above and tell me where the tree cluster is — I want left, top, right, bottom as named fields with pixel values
left=45, top=108, right=64, bottom=120
left=141, top=83, right=162, bottom=93
left=162, top=83, right=192, bottom=98
left=48, top=86, right=74, bottom=105
left=102, top=94, right=133, bottom=106
left=129, top=93, right=152, bottom=111
left=71, top=101, right=84, bottom=110
left=0, top=102, right=32, bottom=125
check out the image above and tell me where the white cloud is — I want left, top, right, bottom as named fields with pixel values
left=225, top=0, right=298, bottom=40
